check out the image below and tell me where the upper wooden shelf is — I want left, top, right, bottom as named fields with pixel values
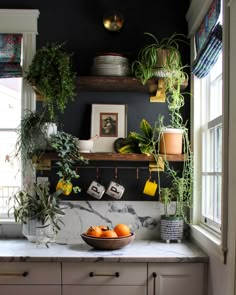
left=36, top=152, right=185, bottom=162
left=76, top=76, right=188, bottom=93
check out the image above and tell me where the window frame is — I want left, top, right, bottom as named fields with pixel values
left=0, top=9, right=39, bottom=222
left=189, top=1, right=229, bottom=262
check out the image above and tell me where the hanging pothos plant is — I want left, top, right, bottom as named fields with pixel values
left=25, top=42, right=76, bottom=120
left=50, top=131, right=88, bottom=196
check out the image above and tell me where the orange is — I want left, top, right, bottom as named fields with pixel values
left=98, top=225, right=109, bottom=230
left=86, top=226, right=102, bottom=237
left=114, top=223, right=131, bottom=237
left=100, top=229, right=118, bottom=238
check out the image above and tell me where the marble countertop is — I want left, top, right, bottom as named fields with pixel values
left=0, top=239, right=208, bottom=263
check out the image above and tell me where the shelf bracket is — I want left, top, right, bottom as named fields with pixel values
left=149, top=157, right=164, bottom=172
left=32, top=156, right=52, bottom=171
left=150, top=78, right=166, bottom=103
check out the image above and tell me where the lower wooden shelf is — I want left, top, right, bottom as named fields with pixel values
left=35, top=152, right=185, bottom=162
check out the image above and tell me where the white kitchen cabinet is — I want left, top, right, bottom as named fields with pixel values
left=148, top=263, right=207, bottom=295
left=62, top=262, right=147, bottom=295
left=0, top=262, right=61, bottom=295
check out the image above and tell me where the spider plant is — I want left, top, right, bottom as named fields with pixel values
left=9, top=181, right=65, bottom=233
left=132, top=32, right=187, bottom=85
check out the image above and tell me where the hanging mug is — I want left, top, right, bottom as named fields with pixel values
left=106, top=168, right=125, bottom=199
left=106, top=180, right=125, bottom=199
left=87, top=168, right=106, bottom=199
left=87, top=180, right=106, bottom=199
left=143, top=176, right=158, bottom=197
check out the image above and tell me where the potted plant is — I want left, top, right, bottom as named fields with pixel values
left=159, top=160, right=193, bottom=243
left=132, top=32, right=186, bottom=85
left=14, top=109, right=57, bottom=165
left=9, top=181, right=65, bottom=243
left=50, top=131, right=89, bottom=196
left=25, top=42, right=76, bottom=120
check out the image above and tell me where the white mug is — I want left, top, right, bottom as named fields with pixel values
left=87, top=180, right=105, bottom=199
left=106, top=180, right=125, bottom=199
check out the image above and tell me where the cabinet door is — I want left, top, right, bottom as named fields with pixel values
left=148, top=263, right=206, bottom=295
left=63, top=285, right=146, bottom=295
left=0, top=286, right=61, bottom=295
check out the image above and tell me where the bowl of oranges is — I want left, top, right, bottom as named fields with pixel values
left=81, top=223, right=135, bottom=250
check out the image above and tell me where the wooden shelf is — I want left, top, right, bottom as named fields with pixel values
left=35, top=152, right=185, bottom=162
left=76, top=76, right=188, bottom=93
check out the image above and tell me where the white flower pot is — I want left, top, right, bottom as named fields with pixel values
left=22, top=219, right=54, bottom=243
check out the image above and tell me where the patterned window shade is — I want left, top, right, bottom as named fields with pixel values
left=0, top=34, right=23, bottom=78
left=192, top=0, right=222, bottom=78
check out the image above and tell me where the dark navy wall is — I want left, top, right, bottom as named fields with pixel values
left=0, top=1, right=190, bottom=200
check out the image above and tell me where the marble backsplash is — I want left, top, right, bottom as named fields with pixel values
left=0, top=201, right=176, bottom=243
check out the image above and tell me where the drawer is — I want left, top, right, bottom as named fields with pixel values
left=63, top=285, right=147, bottom=295
left=0, top=262, right=61, bottom=285
left=62, top=262, right=147, bottom=285
left=0, top=286, right=61, bottom=295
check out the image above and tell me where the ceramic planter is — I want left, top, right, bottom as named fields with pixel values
left=160, top=215, right=184, bottom=243
left=22, top=218, right=54, bottom=243
left=160, top=128, right=183, bottom=154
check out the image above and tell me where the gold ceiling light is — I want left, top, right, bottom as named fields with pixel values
left=103, top=12, right=124, bottom=32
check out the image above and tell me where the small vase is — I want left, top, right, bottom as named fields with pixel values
left=22, top=219, right=54, bottom=243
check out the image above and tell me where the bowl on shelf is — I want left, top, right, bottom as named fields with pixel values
left=81, top=233, right=135, bottom=250
left=76, top=139, right=94, bottom=153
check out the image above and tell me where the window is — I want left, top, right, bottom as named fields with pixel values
left=200, top=54, right=222, bottom=232
left=0, top=9, right=39, bottom=221
left=192, top=7, right=223, bottom=236
left=0, top=78, right=22, bottom=218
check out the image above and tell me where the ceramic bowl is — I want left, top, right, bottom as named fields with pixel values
left=77, top=140, right=94, bottom=153
left=81, top=233, right=135, bottom=250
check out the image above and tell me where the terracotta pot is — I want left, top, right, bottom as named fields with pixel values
left=160, top=128, right=183, bottom=155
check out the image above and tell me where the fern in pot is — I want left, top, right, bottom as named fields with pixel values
left=25, top=42, right=76, bottom=120
left=9, top=181, right=65, bottom=243
left=14, top=109, right=57, bottom=165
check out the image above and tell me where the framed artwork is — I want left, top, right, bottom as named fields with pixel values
left=91, top=104, right=127, bottom=152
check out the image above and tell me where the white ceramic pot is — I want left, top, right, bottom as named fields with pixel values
left=22, top=218, right=54, bottom=243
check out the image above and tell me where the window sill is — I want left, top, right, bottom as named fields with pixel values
left=190, top=224, right=224, bottom=262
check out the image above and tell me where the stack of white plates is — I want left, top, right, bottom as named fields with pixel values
left=92, top=53, right=130, bottom=76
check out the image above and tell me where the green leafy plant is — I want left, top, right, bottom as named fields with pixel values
left=25, top=42, right=76, bottom=119
left=9, top=182, right=65, bottom=233
left=15, top=109, right=56, bottom=165
left=120, top=119, right=158, bottom=155
left=51, top=131, right=88, bottom=194
left=132, top=32, right=186, bottom=85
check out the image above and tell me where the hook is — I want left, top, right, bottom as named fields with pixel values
left=96, top=167, right=99, bottom=179
left=149, top=170, right=152, bottom=180
left=114, top=167, right=118, bottom=179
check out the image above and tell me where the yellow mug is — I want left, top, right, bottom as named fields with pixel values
left=143, top=179, right=158, bottom=197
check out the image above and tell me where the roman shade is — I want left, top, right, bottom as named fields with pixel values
left=191, top=0, right=222, bottom=78
left=0, top=33, right=23, bottom=78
